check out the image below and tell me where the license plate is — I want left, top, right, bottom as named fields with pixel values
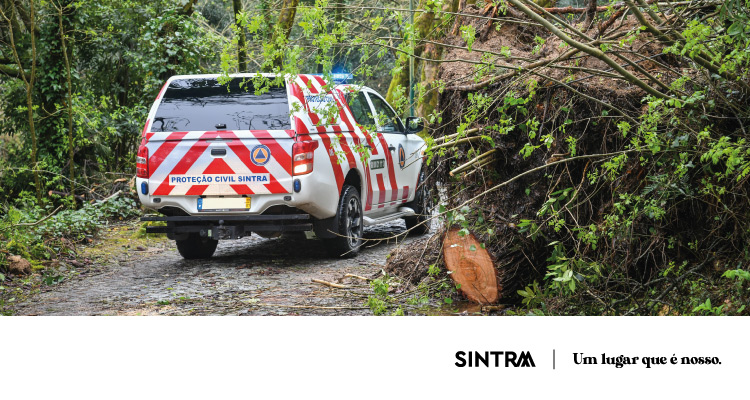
left=197, top=197, right=251, bottom=212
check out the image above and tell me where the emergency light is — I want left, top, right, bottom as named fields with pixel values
left=312, top=73, right=353, bottom=84
left=332, top=73, right=353, bottom=83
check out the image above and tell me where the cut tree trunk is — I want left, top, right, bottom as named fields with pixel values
left=443, top=228, right=498, bottom=304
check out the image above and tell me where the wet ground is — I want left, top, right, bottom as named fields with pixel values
left=13, top=221, right=425, bottom=316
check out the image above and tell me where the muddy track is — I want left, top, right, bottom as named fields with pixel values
left=14, top=221, right=424, bottom=316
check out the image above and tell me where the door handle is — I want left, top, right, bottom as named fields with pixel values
left=388, top=145, right=396, bottom=152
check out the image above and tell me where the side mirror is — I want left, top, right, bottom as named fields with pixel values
left=405, top=117, right=424, bottom=134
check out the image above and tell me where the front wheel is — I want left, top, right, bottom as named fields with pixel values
left=404, top=170, right=432, bottom=235
left=325, top=184, right=363, bottom=258
left=176, top=233, right=218, bottom=259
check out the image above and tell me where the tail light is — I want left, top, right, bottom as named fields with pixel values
left=136, top=145, right=149, bottom=178
left=292, top=141, right=319, bottom=175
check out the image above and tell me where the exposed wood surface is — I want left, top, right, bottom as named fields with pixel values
left=443, top=228, right=498, bottom=304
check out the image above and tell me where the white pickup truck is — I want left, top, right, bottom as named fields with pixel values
left=137, top=73, right=430, bottom=259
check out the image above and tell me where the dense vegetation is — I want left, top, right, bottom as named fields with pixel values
left=2, top=0, right=749, bottom=315
left=413, top=0, right=750, bottom=315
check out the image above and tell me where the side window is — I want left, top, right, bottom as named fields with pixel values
left=346, top=92, right=376, bottom=128
left=368, top=94, right=404, bottom=133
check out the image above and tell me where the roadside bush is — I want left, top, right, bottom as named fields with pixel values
left=0, top=196, right=140, bottom=273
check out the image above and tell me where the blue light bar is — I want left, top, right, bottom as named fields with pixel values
left=332, top=73, right=353, bottom=83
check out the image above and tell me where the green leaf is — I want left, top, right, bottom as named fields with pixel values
left=727, top=22, right=742, bottom=36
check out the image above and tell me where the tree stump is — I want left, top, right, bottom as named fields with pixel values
left=442, top=228, right=498, bottom=304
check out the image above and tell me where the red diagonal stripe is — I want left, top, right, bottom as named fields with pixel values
left=153, top=139, right=210, bottom=195
left=376, top=173, right=386, bottom=208
left=203, top=157, right=234, bottom=174
left=185, top=185, right=208, bottom=196
left=295, top=117, right=310, bottom=134
left=252, top=130, right=293, bottom=175
left=312, top=75, right=327, bottom=90
left=318, top=133, right=344, bottom=192
left=377, top=133, right=399, bottom=202
left=226, top=139, right=287, bottom=193
left=289, top=81, right=308, bottom=110
left=364, top=163, right=374, bottom=211
left=299, top=75, right=317, bottom=94
left=332, top=127, right=356, bottom=170
left=334, top=92, right=355, bottom=132
left=230, top=184, right=254, bottom=195
left=148, top=131, right=189, bottom=178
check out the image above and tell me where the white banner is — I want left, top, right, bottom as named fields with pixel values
left=168, top=173, right=270, bottom=185
left=1, top=317, right=746, bottom=399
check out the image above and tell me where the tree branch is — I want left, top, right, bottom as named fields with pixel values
left=506, top=0, right=673, bottom=99
left=0, top=62, right=29, bottom=80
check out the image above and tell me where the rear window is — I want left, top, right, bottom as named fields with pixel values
left=151, top=78, right=291, bottom=132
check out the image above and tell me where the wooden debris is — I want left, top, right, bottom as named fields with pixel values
left=311, top=279, right=351, bottom=289
left=100, top=190, right=123, bottom=202
left=450, top=149, right=497, bottom=176
left=442, top=228, right=498, bottom=304
left=12, top=205, right=64, bottom=227
left=344, top=273, right=371, bottom=282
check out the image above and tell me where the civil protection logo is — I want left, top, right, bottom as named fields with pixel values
left=398, top=144, right=406, bottom=169
left=250, top=144, right=271, bottom=166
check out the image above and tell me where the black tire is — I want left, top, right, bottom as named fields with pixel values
left=404, top=170, right=432, bottom=235
left=175, top=233, right=218, bottom=259
left=325, top=184, right=363, bottom=258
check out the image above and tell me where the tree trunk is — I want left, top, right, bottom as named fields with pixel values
left=58, top=2, right=75, bottom=199
left=417, top=0, right=460, bottom=119
left=233, top=0, right=247, bottom=72
left=443, top=228, right=499, bottom=304
left=270, top=0, right=299, bottom=70
left=584, top=0, right=597, bottom=28
left=385, top=0, right=433, bottom=114
left=2, top=0, right=42, bottom=201
left=28, top=0, right=40, bottom=201
left=386, top=0, right=460, bottom=120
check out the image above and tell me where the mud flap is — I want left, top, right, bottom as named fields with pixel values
left=313, top=216, right=338, bottom=239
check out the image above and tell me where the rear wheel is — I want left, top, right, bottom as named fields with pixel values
left=176, top=233, right=218, bottom=259
left=326, top=185, right=363, bottom=258
left=404, top=170, right=432, bottom=235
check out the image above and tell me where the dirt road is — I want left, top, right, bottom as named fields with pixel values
left=14, top=221, right=424, bottom=316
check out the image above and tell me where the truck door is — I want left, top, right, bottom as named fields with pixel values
left=364, top=91, right=421, bottom=208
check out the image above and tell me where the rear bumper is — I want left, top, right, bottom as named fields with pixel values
left=136, top=174, right=339, bottom=219
left=142, top=214, right=312, bottom=240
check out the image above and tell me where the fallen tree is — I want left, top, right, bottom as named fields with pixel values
left=387, top=0, right=750, bottom=315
